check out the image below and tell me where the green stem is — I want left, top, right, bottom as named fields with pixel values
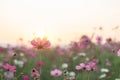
left=0, top=70, right=3, bottom=80
left=39, top=50, right=42, bottom=80
left=87, top=71, right=90, bottom=80
left=0, top=74, right=3, bottom=80
left=76, top=72, right=80, bottom=80
left=16, top=73, right=23, bottom=80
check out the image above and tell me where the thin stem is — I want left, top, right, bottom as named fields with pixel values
left=0, top=70, right=3, bottom=80
left=87, top=71, right=90, bottom=80
left=16, top=73, right=23, bottom=80
left=76, top=72, right=80, bottom=80
left=39, top=50, right=42, bottom=80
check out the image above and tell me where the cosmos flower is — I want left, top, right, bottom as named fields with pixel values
left=96, top=36, right=102, bottom=45
left=14, top=60, right=24, bottom=68
left=99, top=73, right=107, bottom=79
left=100, top=68, right=109, bottom=73
left=85, top=65, right=91, bottom=71
left=75, top=65, right=82, bottom=70
left=50, top=69, right=62, bottom=77
left=31, top=37, right=51, bottom=49
left=62, top=63, right=68, bottom=69
left=36, top=61, right=45, bottom=67
left=3, top=63, right=16, bottom=72
left=0, top=47, right=5, bottom=52
left=23, top=75, right=29, bottom=80
left=78, top=52, right=86, bottom=57
left=106, top=38, right=112, bottom=43
left=69, top=72, right=76, bottom=80
left=75, top=63, right=86, bottom=71
left=117, top=49, right=120, bottom=57
left=31, top=68, right=40, bottom=78
left=88, top=61, right=97, bottom=70
left=69, top=71, right=76, bottom=77
left=115, top=78, right=120, bottom=80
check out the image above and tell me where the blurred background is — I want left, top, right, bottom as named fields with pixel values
left=0, top=0, right=120, bottom=47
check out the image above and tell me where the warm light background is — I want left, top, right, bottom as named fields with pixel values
left=0, top=0, right=120, bottom=46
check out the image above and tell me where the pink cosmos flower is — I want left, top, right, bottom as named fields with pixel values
left=75, top=63, right=86, bottom=71
left=36, top=61, right=45, bottom=67
left=96, top=36, right=102, bottom=45
left=31, top=68, right=40, bottom=78
left=85, top=65, right=91, bottom=71
left=31, top=37, right=51, bottom=49
left=117, top=49, right=120, bottom=57
left=56, top=47, right=64, bottom=55
left=0, top=47, right=5, bottom=52
left=80, top=63, right=86, bottom=68
left=106, top=38, right=112, bottom=43
left=75, top=65, right=82, bottom=70
left=75, top=62, right=97, bottom=71
left=23, top=75, right=29, bottom=80
left=3, top=63, right=16, bottom=72
left=88, top=61, right=97, bottom=70
left=50, top=69, right=62, bottom=77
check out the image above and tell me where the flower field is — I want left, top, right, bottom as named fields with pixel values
left=0, top=35, right=120, bottom=80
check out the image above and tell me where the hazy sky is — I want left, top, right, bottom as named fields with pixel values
left=0, top=0, right=120, bottom=45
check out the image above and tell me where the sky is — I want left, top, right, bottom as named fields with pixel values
left=0, top=0, right=120, bottom=46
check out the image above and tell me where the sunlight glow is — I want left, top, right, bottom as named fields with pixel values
left=0, top=0, right=120, bottom=46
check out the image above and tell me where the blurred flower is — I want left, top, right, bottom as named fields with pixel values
left=117, top=49, right=120, bottom=57
left=75, top=63, right=86, bottom=71
left=20, top=52, right=24, bottom=57
left=96, top=36, right=102, bottom=45
left=50, top=69, right=62, bottom=77
left=88, top=61, right=97, bottom=70
left=69, top=72, right=75, bottom=77
left=76, top=61, right=97, bottom=71
left=106, top=38, right=112, bottom=43
left=78, top=52, right=86, bottom=57
left=4, top=72, right=14, bottom=79
left=115, top=78, right=120, bottom=80
left=77, top=35, right=91, bottom=50
left=85, top=57, right=90, bottom=61
left=35, top=66, right=40, bottom=72
left=101, top=68, right=109, bottom=73
left=63, top=69, right=69, bottom=77
left=0, top=47, right=5, bottom=52
left=56, top=47, right=65, bottom=55
left=23, top=75, right=29, bottom=80
left=85, top=65, right=91, bottom=71
left=36, top=61, right=45, bottom=67
left=31, top=68, right=40, bottom=78
left=3, top=63, right=16, bottom=72
left=14, top=60, right=24, bottom=68
left=7, top=49, right=16, bottom=58
left=69, top=71, right=76, bottom=80
left=62, top=63, right=68, bottom=69
left=79, top=63, right=86, bottom=69
left=99, top=73, right=106, bottom=79
left=31, top=37, right=51, bottom=49
left=75, top=65, right=82, bottom=70
left=73, top=56, right=78, bottom=60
